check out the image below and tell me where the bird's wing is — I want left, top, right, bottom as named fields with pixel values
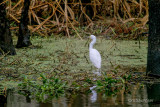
left=89, top=49, right=101, bottom=68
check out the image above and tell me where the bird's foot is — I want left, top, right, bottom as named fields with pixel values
left=93, top=71, right=101, bottom=76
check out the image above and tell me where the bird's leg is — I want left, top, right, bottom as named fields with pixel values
left=97, top=68, right=101, bottom=73
left=95, top=68, right=101, bottom=76
left=97, top=68, right=101, bottom=72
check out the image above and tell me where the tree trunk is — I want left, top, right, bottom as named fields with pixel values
left=0, top=94, right=7, bottom=107
left=16, top=0, right=32, bottom=48
left=147, top=0, right=160, bottom=77
left=0, top=1, right=16, bottom=55
left=147, top=83, right=160, bottom=105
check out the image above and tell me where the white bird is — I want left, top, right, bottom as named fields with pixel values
left=89, top=35, right=101, bottom=71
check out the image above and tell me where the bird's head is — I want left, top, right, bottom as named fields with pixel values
left=85, top=35, right=96, bottom=47
left=90, top=35, right=96, bottom=40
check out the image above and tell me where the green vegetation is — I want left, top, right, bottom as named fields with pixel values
left=18, top=74, right=67, bottom=102
left=0, top=36, right=148, bottom=102
left=0, top=0, right=151, bottom=103
left=96, top=76, right=121, bottom=96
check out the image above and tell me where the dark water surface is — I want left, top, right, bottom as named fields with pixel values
left=1, top=83, right=160, bottom=107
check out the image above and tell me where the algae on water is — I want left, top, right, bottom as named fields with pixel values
left=0, top=37, right=147, bottom=88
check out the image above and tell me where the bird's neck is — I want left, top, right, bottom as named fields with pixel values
left=89, top=39, right=96, bottom=49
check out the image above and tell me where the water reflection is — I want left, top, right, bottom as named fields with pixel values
left=90, top=86, right=97, bottom=103
left=2, top=83, right=160, bottom=107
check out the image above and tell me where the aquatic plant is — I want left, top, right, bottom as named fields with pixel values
left=123, top=74, right=132, bottom=81
left=96, top=76, right=122, bottom=96
left=18, top=74, right=67, bottom=102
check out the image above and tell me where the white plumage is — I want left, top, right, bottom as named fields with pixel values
left=89, top=35, right=101, bottom=70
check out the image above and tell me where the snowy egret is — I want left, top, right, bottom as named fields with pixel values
left=89, top=35, right=101, bottom=71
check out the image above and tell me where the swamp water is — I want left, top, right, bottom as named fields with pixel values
left=1, top=37, right=156, bottom=107
left=1, top=83, right=160, bottom=107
